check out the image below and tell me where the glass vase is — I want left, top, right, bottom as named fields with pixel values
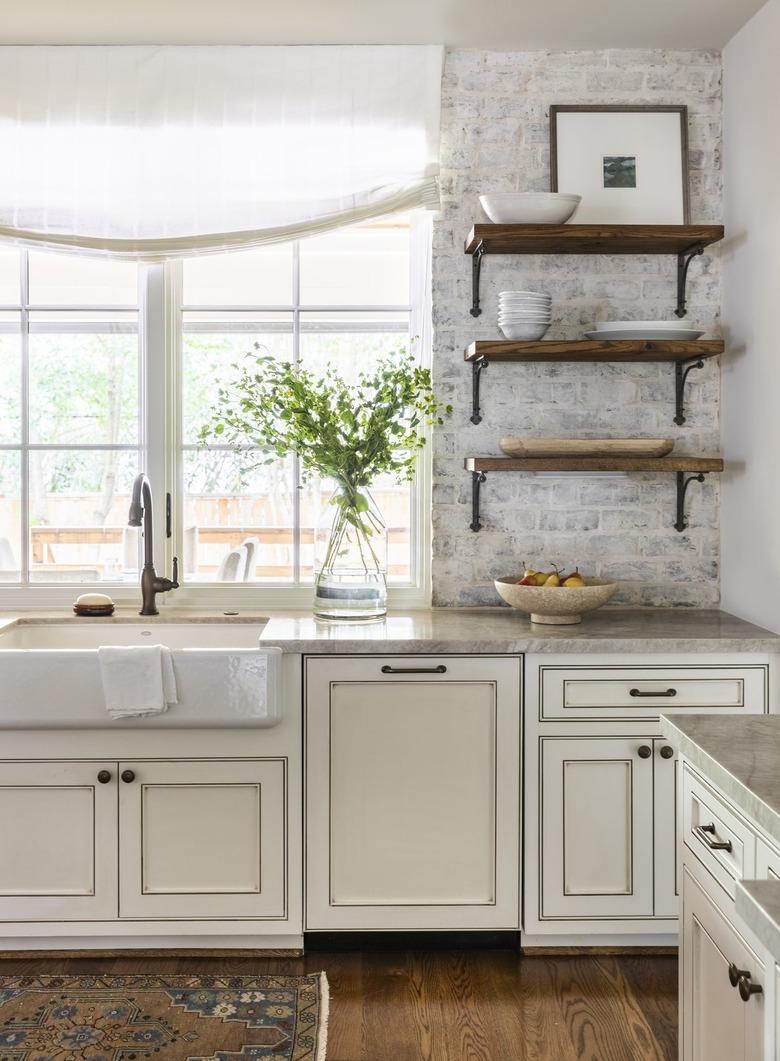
left=314, top=487, right=387, bottom=621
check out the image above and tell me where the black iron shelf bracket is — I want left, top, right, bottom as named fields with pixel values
left=470, top=242, right=486, bottom=317
left=471, top=356, right=489, bottom=424
left=674, top=358, right=705, bottom=426
left=470, top=471, right=487, bottom=531
left=675, top=244, right=705, bottom=318
left=675, top=471, right=706, bottom=532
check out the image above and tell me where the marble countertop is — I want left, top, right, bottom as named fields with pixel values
left=662, top=715, right=780, bottom=848
left=256, top=608, right=779, bottom=654
left=736, top=880, right=780, bottom=965
left=0, top=606, right=777, bottom=654
left=663, top=714, right=780, bottom=963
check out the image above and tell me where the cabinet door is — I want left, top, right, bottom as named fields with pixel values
left=654, top=737, right=679, bottom=918
left=0, top=760, right=117, bottom=920
left=119, top=760, right=286, bottom=920
left=305, top=656, right=520, bottom=930
left=539, top=736, right=654, bottom=919
left=681, top=867, right=765, bottom=1061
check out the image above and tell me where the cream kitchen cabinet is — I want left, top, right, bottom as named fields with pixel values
left=682, top=865, right=766, bottom=1061
left=524, top=653, right=770, bottom=944
left=0, top=760, right=118, bottom=921
left=0, top=758, right=286, bottom=924
left=118, top=759, right=286, bottom=920
left=304, top=655, right=521, bottom=930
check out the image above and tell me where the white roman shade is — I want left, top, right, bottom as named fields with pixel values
left=0, top=45, right=443, bottom=260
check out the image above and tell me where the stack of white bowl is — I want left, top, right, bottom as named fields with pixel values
left=498, top=291, right=551, bottom=340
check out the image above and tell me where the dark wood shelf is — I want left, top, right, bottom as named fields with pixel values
left=465, top=339, right=723, bottom=363
left=464, top=223, right=724, bottom=256
left=465, top=456, right=724, bottom=473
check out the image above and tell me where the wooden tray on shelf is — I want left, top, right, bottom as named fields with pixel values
left=499, top=438, right=675, bottom=459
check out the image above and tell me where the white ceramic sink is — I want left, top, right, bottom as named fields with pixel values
left=0, top=620, right=282, bottom=729
left=0, top=622, right=267, bottom=650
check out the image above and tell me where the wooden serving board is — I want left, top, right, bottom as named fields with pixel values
left=499, top=437, right=675, bottom=458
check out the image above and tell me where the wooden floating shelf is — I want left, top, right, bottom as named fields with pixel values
left=464, top=456, right=724, bottom=533
left=465, top=456, right=724, bottom=473
left=464, top=223, right=724, bottom=256
left=465, top=339, right=724, bottom=364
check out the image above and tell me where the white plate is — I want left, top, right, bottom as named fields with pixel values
left=584, top=328, right=704, bottom=341
left=593, top=320, right=699, bottom=331
left=500, top=290, right=551, bottom=298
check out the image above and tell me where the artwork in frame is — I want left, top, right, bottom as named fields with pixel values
left=550, top=105, right=690, bottom=224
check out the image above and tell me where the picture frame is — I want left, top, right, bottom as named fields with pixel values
left=549, top=104, right=690, bottom=224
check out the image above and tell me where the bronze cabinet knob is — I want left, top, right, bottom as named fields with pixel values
left=738, top=975, right=763, bottom=1002
left=659, top=745, right=675, bottom=759
left=97, top=770, right=112, bottom=784
left=121, top=769, right=136, bottom=784
left=637, top=745, right=652, bottom=759
left=729, top=963, right=750, bottom=987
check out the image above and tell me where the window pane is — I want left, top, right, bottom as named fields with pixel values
left=299, top=313, right=410, bottom=382
left=299, top=222, right=410, bottom=306
left=0, top=452, right=22, bottom=582
left=0, top=251, right=20, bottom=305
left=0, top=315, right=21, bottom=443
left=183, top=246, right=293, bottom=306
left=183, top=450, right=295, bottom=582
left=28, top=253, right=138, bottom=306
left=182, top=320, right=292, bottom=444
left=29, top=329, right=140, bottom=444
left=29, top=450, right=140, bottom=583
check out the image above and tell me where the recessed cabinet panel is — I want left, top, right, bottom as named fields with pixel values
left=540, top=737, right=654, bottom=919
left=0, top=761, right=117, bottom=920
left=305, top=655, right=521, bottom=930
left=562, top=758, right=632, bottom=896
left=330, top=681, right=495, bottom=906
left=119, top=760, right=286, bottom=920
left=141, top=784, right=262, bottom=895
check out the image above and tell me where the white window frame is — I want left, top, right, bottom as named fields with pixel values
left=0, top=213, right=432, bottom=610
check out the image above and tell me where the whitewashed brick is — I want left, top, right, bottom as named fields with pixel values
left=431, top=48, right=722, bottom=608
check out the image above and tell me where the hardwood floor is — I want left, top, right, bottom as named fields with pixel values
left=0, top=948, right=678, bottom=1061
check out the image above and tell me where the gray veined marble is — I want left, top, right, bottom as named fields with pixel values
left=257, top=607, right=779, bottom=655
left=662, top=715, right=780, bottom=849
left=737, top=880, right=780, bottom=964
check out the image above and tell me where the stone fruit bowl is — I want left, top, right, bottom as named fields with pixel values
left=494, top=576, right=617, bottom=625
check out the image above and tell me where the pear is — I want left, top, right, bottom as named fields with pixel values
left=563, top=574, right=585, bottom=588
left=534, top=571, right=550, bottom=586
left=544, top=571, right=561, bottom=587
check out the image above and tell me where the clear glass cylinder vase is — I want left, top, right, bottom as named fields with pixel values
left=314, top=487, right=388, bottom=621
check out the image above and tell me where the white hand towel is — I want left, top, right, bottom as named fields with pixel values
left=98, top=645, right=178, bottom=719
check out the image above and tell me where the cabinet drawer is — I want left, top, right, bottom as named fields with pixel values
left=539, top=665, right=766, bottom=721
left=683, top=767, right=756, bottom=897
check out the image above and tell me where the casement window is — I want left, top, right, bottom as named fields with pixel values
left=0, top=213, right=431, bottom=608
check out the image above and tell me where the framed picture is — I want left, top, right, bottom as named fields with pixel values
left=550, top=105, right=690, bottom=224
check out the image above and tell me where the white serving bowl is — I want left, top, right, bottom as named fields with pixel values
left=500, top=293, right=551, bottom=301
left=494, top=575, right=617, bottom=625
left=499, top=322, right=550, bottom=340
left=479, top=193, right=582, bottom=225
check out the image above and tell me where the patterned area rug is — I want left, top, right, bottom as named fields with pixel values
left=0, top=973, right=328, bottom=1060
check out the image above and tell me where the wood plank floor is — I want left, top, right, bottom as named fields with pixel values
left=0, top=949, right=678, bottom=1061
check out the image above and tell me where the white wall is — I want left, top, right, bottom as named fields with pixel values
left=721, top=0, right=780, bottom=631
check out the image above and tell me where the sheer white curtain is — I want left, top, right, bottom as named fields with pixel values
left=0, top=45, right=442, bottom=260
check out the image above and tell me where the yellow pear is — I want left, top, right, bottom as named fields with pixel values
left=544, top=572, right=561, bottom=587
left=563, top=574, right=585, bottom=588
left=534, top=571, right=550, bottom=586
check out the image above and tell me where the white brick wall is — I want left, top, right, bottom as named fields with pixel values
left=431, top=49, right=722, bottom=608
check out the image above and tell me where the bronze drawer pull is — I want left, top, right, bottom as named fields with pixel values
left=637, top=745, right=652, bottom=759
left=629, top=688, right=677, bottom=698
left=694, top=822, right=732, bottom=852
left=121, top=769, right=136, bottom=784
left=659, top=746, right=675, bottom=759
left=380, top=665, right=447, bottom=675
left=97, top=770, right=112, bottom=784
left=729, top=963, right=750, bottom=987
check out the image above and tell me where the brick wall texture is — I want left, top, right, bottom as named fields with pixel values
left=431, top=48, right=723, bottom=607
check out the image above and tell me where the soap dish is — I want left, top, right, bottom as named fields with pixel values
left=73, top=603, right=115, bottom=617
